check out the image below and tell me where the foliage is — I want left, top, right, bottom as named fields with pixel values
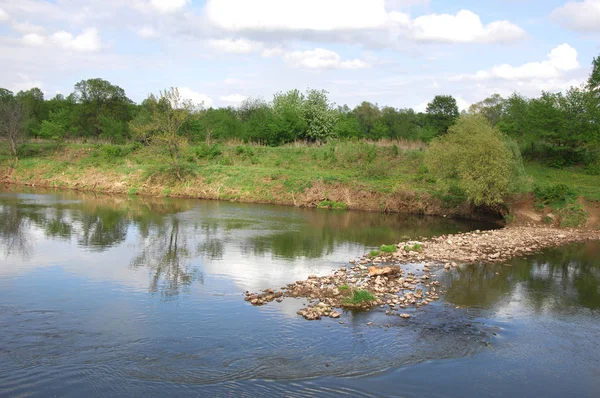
left=39, top=109, right=70, bottom=147
left=558, top=204, right=588, bottom=228
left=403, top=243, right=422, bottom=252
left=0, top=94, right=26, bottom=161
left=369, top=249, right=380, bottom=257
left=343, top=289, right=376, bottom=306
left=317, top=200, right=348, bottom=210
left=533, top=183, right=577, bottom=208
left=425, top=115, right=523, bottom=207
left=380, top=244, right=397, bottom=253
left=426, top=95, right=459, bottom=135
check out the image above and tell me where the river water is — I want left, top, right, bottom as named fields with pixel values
left=1, top=188, right=599, bottom=397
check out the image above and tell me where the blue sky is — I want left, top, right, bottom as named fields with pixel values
left=0, top=0, right=599, bottom=110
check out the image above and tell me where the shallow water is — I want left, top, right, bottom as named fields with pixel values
left=0, top=188, right=599, bottom=397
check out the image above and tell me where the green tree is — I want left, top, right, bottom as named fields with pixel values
left=353, top=101, right=381, bottom=138
left=301, top=89, right=338, bottom=142
left=468, top=94, right=505, bottom=126
left=588, top=55, right=600, bottom=94
left=129, top=88, right=196, bottom=179
left=272, top=89, right=307, bottom=144
left=73, top=78, right=131, bottom=139
left=426, top=95, right=459, bottom=135
left=425, top=115, right=523, bottom=207
left=15, top=88, right=46, bottom=135
left=39, top=108, right=70, bottom=148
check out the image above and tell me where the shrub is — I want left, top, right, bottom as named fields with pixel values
left=404, top=243, right=422, bottom=252
left=380, top=244, right=397, bottom=253
left=317, top=200, right=348, bottom=210
left=343, top=289, right=376, bottom=306
left=424, top=115, right=524, bottom=207
left=533, top=183, right=577, bottom=208
left=196, top=143, right=223, bottom=159
left=559, top=204, right=588, bottom=227
left=369, top=249, right=380, bottom=257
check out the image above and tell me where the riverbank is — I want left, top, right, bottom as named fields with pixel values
left=2, top=141, right=600, bottom=226
left=245, top=226, right=600, bottom=320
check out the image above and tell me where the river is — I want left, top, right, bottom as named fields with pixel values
left=1, top=188, right=599, bottom=397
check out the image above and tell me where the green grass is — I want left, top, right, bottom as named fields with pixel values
left=3, top=143, right=599, bottom=222
left=380, top=244, right=397, bottom=253
left=369, top=249, right=380, bottom=257
left=343, top=289, right=376, bottom=306
left=318, top=200, right=348, bottom=210
left=524, top=162, right=600, bottom=201
left=339, top=285, right=350, bottom=291
left=404, top=243, right=422, bottom=252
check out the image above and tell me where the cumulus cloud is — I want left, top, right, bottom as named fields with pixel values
left=408, top=10, right=526, bottom=43
left=22, top=28, right=103, bottom=52
left=136, top=0, right=190, bottom=14
left=206, top=38, right=263, bottom=54
left=454, top=44, right=580, bottom=81
left=204, top=1, right=525, bottom=45
left=551, top=0, right=600, bottom=32
left=177, top=87, right=213, bottom=108
left=0, top=7, right=10, bottom=22
left=206, top=0, right=388, bottom=31
left=11, top=73, right=44, bottom=93
left=219, top=94, right=247, bottom=104
left=284, top=48, right=370, bottom=70
left=136, top=26, right=158, bottom=39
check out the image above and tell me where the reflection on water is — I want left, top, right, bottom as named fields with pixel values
left=442, top=243, right=600, bottom=312
left=1, top=187, right=599, bottom=397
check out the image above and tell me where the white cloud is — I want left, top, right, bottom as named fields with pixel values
left=204, top=1, right=526, bottom=45
left=409, top=10, right=526, bottom=43
left=23, top=28, right=103, bottom=52
left=22, top=33, right=45, bottom=46
left=206, top=0, right=388, bottom=31
left=151, top=0, right=189, bottom=13
left=11, top=21, right=45, bottom=34
left=51, top=28, right=102, bottom=52
left=0, top=6, right=9, bottom=22
left=206, top=38, right=263, bottom=54
left=219, top=94, right=247, bottom=104
left=551, top=0, right=600, bottom=32
left=454, top=44, right=580, bottom=81
left=11, top=73, right=43, bottom=93
left=136, top=26, right=158, bottom=39
left=284, top=48, right=370, bottom=70
left=177, top=87, right=213, bottom=107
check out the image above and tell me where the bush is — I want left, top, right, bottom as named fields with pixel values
left=380, top=244, right=397, bottom=253
left=343, top=289, right=376, bottom=306
left=195, top=143, right=223, bottom=159
left=559, top=204, right=588, bottom=227
left=533, top=183, right=577, bottom=208
left=424, top=115, right=524, bottom=207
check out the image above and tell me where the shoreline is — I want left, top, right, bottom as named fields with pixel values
left=245, top=226, right=600, bottom=321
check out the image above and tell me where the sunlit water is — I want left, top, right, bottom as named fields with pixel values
left=1, top=188, right=599, bottom=397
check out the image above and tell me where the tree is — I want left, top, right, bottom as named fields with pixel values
left=424, top=115, right=523, bottom=208
left=15, top=88, right=46, bottom=135
left=301, top=89, right=338, bottom=142
left=129, top=88, right=196, bottom=180
left=39, top=109, right=70, bottom=148
left=0, top=94, right=26, bottom=162
left=73, top=78, right=131, bottom=138
left=353, top=101, right=381, bottom=138
left=426, top=95, right=459, bottom=135
left=468, top=94, right=505, bottom=126
left=588, top=55, right=600, bottom=94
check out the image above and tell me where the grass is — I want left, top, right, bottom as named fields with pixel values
left=2, top=142, right=599, bottom=222
left=404, top=243, right=422, bottom=252
left=339, top=285, right=350, bottom=291
left=343, top=289, right=376, bottom=306
left=380, top=244, right=397, bottom=253
left=369, top=249, right=380, bottom=257
left=318, top=200, right=348, bottom=210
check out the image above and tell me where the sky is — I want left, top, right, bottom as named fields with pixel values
left=0, top=0, right=599, bottom=111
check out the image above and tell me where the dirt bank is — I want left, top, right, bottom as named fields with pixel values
left=245, top=226, right=600, bottom=321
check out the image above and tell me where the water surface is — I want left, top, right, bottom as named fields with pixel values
left=1, top=188, right=598, bottom=397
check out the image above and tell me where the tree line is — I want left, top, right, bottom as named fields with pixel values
left=1, top=54, right=599, bottom=171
